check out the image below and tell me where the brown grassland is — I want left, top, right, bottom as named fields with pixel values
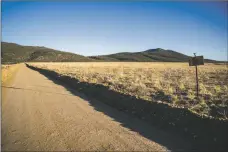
left=28, top=62, right=228, bottom=120
left=1, top=64, right=19, bottom=84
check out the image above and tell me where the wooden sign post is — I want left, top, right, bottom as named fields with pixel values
left=189, top=53, right=204, bottom=97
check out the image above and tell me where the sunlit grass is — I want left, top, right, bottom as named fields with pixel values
left=1, top=64, right=19, bottom=84
left=28, top=62, right=228, bottom=119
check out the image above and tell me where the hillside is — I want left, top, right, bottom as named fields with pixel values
left=1, top=42, right=219, bottom=63
left=1, top=42, right=92, bottom=64
left=90, top=48, right=218, bottom=62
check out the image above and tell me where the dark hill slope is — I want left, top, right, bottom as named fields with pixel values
left=1, top=42, right=92, bottom=63
left=90, top=48, right=217, bottom=62
left=2, top=42, right=219, bottom=63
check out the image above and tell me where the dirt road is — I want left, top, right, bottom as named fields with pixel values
left=2, top=64, right=190, bottom=151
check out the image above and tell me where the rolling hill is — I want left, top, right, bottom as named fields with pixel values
left=1, top=42, right=219, bottom=63
left=90, top=48, right=217, bottom=62
left=1, top=42, right=93, bottom=64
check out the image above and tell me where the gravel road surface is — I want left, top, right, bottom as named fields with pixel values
left=2, top=64, right=190, bottom=151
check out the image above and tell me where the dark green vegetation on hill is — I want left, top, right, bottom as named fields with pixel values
left=90, top=48, right=217, bottom=62
left=1, top=42, right=92, bottom=64
left=1, top=42, right=219, bottom=63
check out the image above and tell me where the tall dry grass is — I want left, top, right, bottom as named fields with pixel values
left=28, top=62, right=228, bottom=119
left=1, top=64, right=19, bottom=84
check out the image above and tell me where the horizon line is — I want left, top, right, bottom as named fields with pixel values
left=2, top=41, right=225, bottom=62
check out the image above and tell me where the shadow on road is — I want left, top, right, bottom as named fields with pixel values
left=26, top=64, right=228, bottom=151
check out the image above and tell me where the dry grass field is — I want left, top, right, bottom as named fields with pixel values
left=1, top=64, right=19, bottom=84
left=28, top=62, right=228, bottom=119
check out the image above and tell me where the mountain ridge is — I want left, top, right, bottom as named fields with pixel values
left=90, top=48, right=217, bottom=63
left=1, top=41, right=221, bottom=63
left=1, top=42, right=93, bottom=63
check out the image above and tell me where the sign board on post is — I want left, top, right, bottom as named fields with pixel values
left=189, top=54, right=204, bottom=98
left=189, top=56, right=204, bottom=66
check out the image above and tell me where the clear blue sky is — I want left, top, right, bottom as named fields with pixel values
left=2, top=1, right=228, bottom=60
